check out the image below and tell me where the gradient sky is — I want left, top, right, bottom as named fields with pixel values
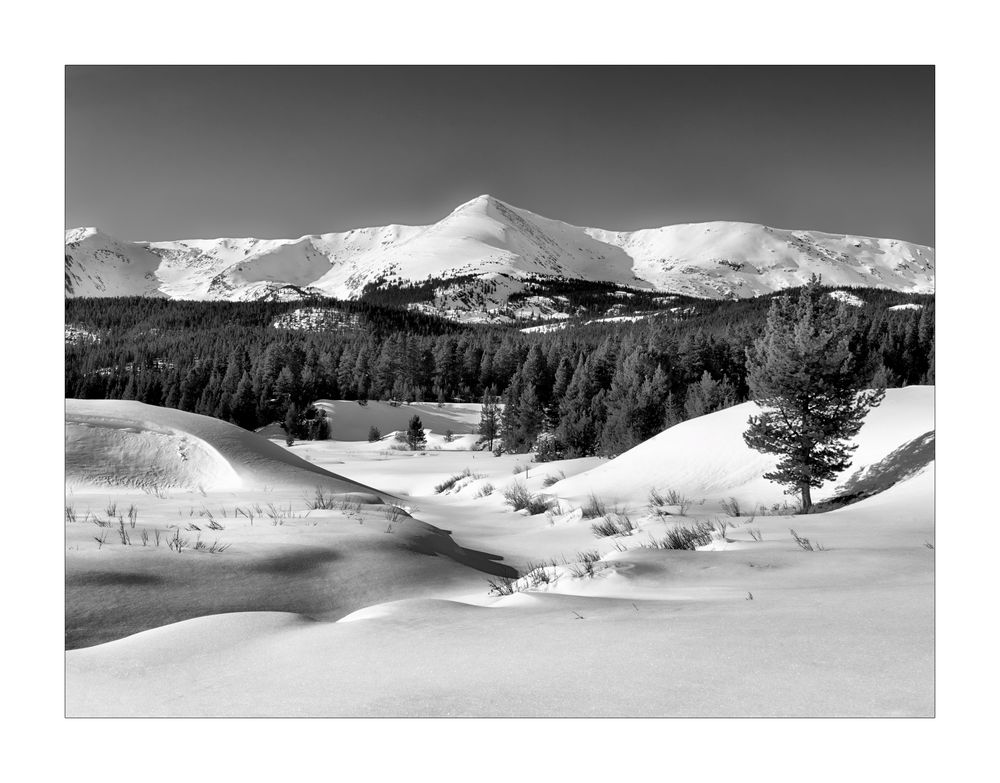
left=66, top=66, right=934, bottom=245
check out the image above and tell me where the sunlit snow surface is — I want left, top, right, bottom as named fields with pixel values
left=65, top=388, right=934, bottom=717
left=66, top=196, right=934, bottom=307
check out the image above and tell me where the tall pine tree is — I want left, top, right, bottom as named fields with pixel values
left=743, top=277, right=884, bottom=512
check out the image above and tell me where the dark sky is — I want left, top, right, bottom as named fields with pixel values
left=66, top=66, right=934, bottom=245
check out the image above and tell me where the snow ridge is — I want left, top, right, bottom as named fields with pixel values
left=65, top=195, right=935, bottom=303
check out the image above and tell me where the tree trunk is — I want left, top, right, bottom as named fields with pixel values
left=800, top=484, right=812, bottom=513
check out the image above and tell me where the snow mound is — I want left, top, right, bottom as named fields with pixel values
left=552, top=386, right=934, bottom=510
left=66, top=399, right=385, bottom=498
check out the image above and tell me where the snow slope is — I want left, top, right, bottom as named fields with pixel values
left=551, top=386, right=934, bottom=513
left=66, top=399, right=385, bottom=499
left=65, top=195, right=935, bottom=303
left=64, top=227, right=165, bottom=297
left=65, top=387, right=934, bottom=716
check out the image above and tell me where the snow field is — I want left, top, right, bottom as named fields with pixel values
left=65, top=387, right=934, bottom=716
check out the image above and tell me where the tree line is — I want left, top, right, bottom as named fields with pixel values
left=65, top=287, right=933, bottom=458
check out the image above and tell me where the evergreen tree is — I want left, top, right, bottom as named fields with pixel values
left=478, top=387, right=501, bottom=450
left=281, top=403, right=298, bottom=446
left=231, top=371, right=257, bottom=429
left=683, top=371, right=736, bottom=419
left=274, top=365, right=297, bottom=402
left=743, top=277, right=885, bottom=512
left=406, top=415, right=427, bottom=451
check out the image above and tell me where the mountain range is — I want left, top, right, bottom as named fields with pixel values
left=65, top=195, right=935, bottom=316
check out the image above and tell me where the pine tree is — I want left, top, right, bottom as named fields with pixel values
left=281, top=402, right=299, bottom=445
left=478, top=387, right=501, bottom=450
left=406, top=415, right=427, bottom=451
left=683, top=371, right=736, bottom=419
left=231, top=371, right=257, bottom=429
left=743, top=277, right=885, bottom=512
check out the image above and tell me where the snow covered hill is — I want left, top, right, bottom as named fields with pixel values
left=66, top=399, right=386, bottom=500
left=551, top=386, right=934, bottom=514
left=65, top=195, right=935, bottom=306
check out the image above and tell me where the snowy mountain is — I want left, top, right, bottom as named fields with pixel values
left=65, top=195, right=935, bottom=308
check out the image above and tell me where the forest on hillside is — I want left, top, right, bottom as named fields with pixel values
left=65, top=287, right=934, bottom=458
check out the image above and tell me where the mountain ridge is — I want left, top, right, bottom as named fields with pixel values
left=65, top=194, right=935, bottom=309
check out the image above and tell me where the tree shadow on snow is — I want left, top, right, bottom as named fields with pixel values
left=814, top=430, right=934, bottom=512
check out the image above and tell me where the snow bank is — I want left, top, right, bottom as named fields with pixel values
left=552, top=386, right=934, bottom=510
left=66, top=399, right=385, bottom=498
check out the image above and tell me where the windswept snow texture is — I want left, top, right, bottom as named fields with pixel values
left=66, top=399, right=385, bottom=499
left=65, top=195, right=934, bottom=303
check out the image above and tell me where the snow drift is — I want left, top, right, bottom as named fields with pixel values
left=551, top=386, right=934, bottom=510
left=66, top=399, right=385, bottom=499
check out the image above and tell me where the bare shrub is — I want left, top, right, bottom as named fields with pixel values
left=192, top=536, right=230, bottom=554
left=474, top=482, right=495, bottom=498
left=715, top=518, right=729, bottom=539
left=542, top=471, right=565, bottom=488
left=651, top=489, right=691, bottom=515
left=757, top=500, right=800, bottom=516
left=581, top=494, right=609, bottom=519
left=568, top=550, right=603, bottom=578
left=748, top=528, right=764, bottom=542
left=591, top=511, right=636, bottom=538
left=434, top=468, right=482, bottom=493
left=523, top=561, right=554, bottom=587
left=168, top=529, right=188, bottom=553
left=644, top=521, right=715, bottom=550
left=503, top=481, right=532, bottom=510
left=306, top=487, right=339, bottom=510
left=528, top=496, right=554, bottom=515
left=486, top=576, right=519, bottom=596
left=720, top=497, right=743, bottom=517
left=790, top=529, right=823, bottom=551
left=383, top=505, right=407, bottom=533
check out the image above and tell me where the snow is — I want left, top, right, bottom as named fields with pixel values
left=65, top=196, right=935, bottom=304
left=65, top=387, right=934, bottom=717
left=66, top=399, right=384, bottom=499
left=299, top=399, right=484, bottom=442
left=519, top=321, right=570, bottom=334
left=271, top=307, right=361, bottom=330
left=889, top=303, right=924, bottom=311
left=827, top=290, right=866, bottom=307
left=552, top=386, right=933, bottom=514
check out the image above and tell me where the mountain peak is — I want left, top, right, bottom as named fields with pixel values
left=450, top=194, right=509, bottom=215
left=65, top=227, right=104, bottom=244
left=64, top=203, right=935, bottom=304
